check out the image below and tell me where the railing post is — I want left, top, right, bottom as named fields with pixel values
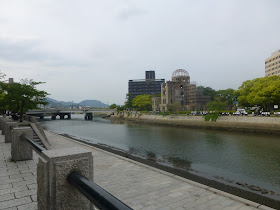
left=0, top=117, right=11, bottom=135
left=11, top=127, right=33, bottom=161
left=37, top=147, right=93, bottom=210
left=5, top=122, right=18, bottom=143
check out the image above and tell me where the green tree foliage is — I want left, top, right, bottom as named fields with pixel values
left=0, top=79, right=49, bottom=120
left=109, top=103, right=117, bottom=109
left=125, top=93, right=133, bottom=109
left=216, top=88, right=238, bottom=109
left=235, top=76, right=280, bottom=109
left=132, top=94, right=152, bottom=111
left=197, top=86, right=217, bottom=100
left=207, top=97, right=227, bottom=111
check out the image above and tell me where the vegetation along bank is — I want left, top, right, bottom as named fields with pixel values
left=111, top=112, right=280, bottom=135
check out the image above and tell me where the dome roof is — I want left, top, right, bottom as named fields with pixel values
left=172, top=69, right=189, bottom=78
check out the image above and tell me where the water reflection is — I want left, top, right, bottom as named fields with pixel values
left=40, top=115, right=280, bottom=195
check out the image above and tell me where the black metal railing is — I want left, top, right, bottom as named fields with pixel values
left=68, top=171, right=132, bottom=210
left=21, top=134, right=46, bottom=154
left=21, top=134, right=132, bottom=209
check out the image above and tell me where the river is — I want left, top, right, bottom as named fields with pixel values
left=40, top=114, right=280, bottom=197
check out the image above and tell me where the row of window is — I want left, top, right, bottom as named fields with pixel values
left=266, top=71, right=280, bottom=76
left=265, top=65, right=280, bottom=72
left=265, top=56, right=280, bottom=64
left=265, top=61, right=280, bottom=68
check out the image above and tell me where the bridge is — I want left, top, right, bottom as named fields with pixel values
left=26, top=109, right=115, bottom=120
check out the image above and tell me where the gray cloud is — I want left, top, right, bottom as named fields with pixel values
left=0, top=0, right=280, bottom=105
left=0, top=38, right=45, bottom=62
left=116, top=6, right=148, bottom=21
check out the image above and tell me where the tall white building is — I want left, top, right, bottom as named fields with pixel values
left=265, top=49, right=280, bottom=76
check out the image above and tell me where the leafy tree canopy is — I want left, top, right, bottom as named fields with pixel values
left=207, top=97, right=228, bottom=111
left=109, top=103, right=118, bottom=109
left=0, top=79, right=49, bottom=120
left=216, top=88, right=238, bottom=106
left=132, top=94, right=152, bottom=111
left=125, top=93, right=133, bottom=109
left=197, top=86, right=217, bottom=101
left=235, top=76, right=280, bottom=108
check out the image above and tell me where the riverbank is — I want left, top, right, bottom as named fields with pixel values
left=2, top=130, right=275, bottom=209
left=58, top=133, right=279, bottom=209
left=111, top=112, right=280, bottom=135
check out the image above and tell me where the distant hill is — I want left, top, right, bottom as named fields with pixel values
left=79, top=100, right=108, bottom=108
left=45, top=97, right=109, bottom=108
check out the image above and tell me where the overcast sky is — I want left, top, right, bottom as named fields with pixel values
left=0, top=0, right=279, bottom=105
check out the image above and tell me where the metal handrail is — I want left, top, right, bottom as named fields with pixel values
left=20, top=134, right=46, bottom=154
left=68, top=171, right=132, bottom=210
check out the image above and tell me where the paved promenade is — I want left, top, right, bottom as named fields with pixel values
left=0, top=130, right=274, bottom=210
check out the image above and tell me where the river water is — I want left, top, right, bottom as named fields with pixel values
left=40, top=114, right=280, bottom=196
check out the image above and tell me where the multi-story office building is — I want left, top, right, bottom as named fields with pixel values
left=265, top=49, right=280, bottom=77
left=128, top=71, right=165, bottom=99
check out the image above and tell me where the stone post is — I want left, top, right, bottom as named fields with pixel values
left=37, top=147, right=93, bottom=210
left=0, top=117, right=11, bottom=135
left=11, top=127, right=33, bottom=161
left=5, top=122, right=18, bottom=143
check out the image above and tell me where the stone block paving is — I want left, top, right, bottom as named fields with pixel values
left=0, top=134, right=38, bottom=210
left=0, top=130, right=275, bottom=210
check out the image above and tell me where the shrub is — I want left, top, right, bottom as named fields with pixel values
left=204, top=113, right=219, bottom=121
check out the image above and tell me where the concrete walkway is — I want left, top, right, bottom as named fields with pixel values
left=0, top=130, right=275, bottom=210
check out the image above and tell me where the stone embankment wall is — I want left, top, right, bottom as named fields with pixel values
left=111, top=112, right=280, bottom=135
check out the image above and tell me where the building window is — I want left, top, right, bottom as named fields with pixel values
left=180, top=85, right=183, bottom=89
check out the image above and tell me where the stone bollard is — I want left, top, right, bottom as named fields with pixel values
left=5, top=122, right=18, bottom=143
left=37, top=147, right=93, bottom=210
left=11, top=127, right=33, bottom=161
left=0, top=117, right=9, bottom=134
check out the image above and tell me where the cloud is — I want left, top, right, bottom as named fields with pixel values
left=0, top=37, right=47, bottom=62
left=116, top=6, right=148, bottom=21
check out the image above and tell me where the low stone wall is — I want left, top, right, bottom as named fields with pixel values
left=111, top=112, right=280, bottom=135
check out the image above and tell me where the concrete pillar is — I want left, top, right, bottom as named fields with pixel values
left=60, top=114, right=65, bottom=119
left=37, top=147, right=93, bottom=210
left=84, top=113, right=93, bottom=120
left=11, top=127, right=33, bottom=161
left=67, top=113, right=71, bottom=119
left=51, top=114, right=57, bottom=120
left=0, top=117, right=11, bottom=135
left=5, top=122, right=18, bottom=143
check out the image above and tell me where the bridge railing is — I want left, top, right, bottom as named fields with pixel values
left=8, top=125, right=131, bottom=210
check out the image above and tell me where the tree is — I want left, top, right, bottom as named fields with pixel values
left=216, top=88, right=238, bottom=110
left=197, top=86, right=217, bottom=101
left=109, top=103, right=118, bottom=109
left=132, top=94, right=152, bottom=111
left=234, top=79, right=256, bottom=107
left=235, top=76, right=280, bottom=110
left=125, top=93, right=133, bottom=109
left=207, top=97, right=227, bottom=112
left=0, top=79, right=49, bottom=121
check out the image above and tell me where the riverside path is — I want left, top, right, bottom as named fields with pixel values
left=0, top=130, right=275, bottom=210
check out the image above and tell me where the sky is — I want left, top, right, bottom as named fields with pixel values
left=0, top=0, right=280, bottom=105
